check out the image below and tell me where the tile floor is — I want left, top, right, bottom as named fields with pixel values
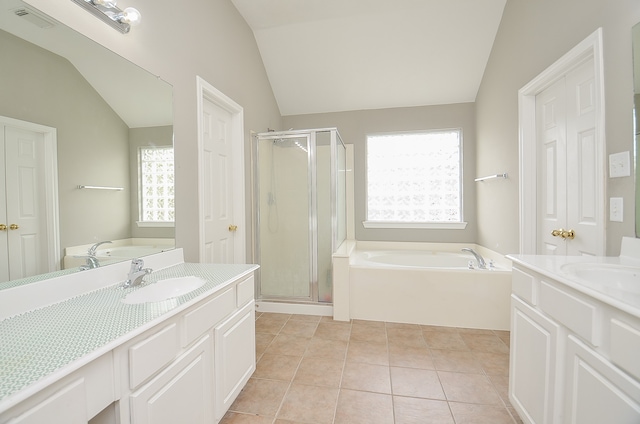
left=221, top=312, right=523, bottom=424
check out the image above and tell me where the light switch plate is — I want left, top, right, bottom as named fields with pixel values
left=610, top=197, right=623, bottom=222
left=609, top=151, right=631, bottom=178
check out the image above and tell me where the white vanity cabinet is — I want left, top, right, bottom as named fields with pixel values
left=509, top=264, right=640, bottom=424
left=116, top=275, right=256, bottom=424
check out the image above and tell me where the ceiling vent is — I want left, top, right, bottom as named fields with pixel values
left=12, top=7, right=55, bottom=28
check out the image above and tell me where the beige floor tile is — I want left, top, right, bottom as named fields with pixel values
left=277, top=383, right=339, bottom=424
left=488, top=374, right=510, bottom=406
left=390, top=367, right=446, bottom=400
left=293, top=356, right=344, bottom=388
left=264, top=334, right=311, bottom=357
left=460, top=333, right=510, bottom=354
left=341, top=362, right=391, bottom=394
left=230, top=378, right=289, bottom=417
left=386, top=328, right=427, bottom=348
left=421, top=325, right=460, bottom=333
left=352, top=319, right=386, bottom=328
left=431, top=349, right=484, bottom=373
left=388, top=345, right=434, bottom=370
left=321, top=316, right=351, bottom=324
left=305, top=338, right=348, bottom=360
left=449, top=402, right=516, bottom=424
left=438, top=371, right=503, bottom=405
left=457, top=328, right=496, bottom=335
left=385, top=322, right=421, bottom=330
left=220, top=411, right=274, bottom=424
left=256, top=317, right=288, bottom=334
left=476, top=351, right=510, bottom=376
left=254, top=354, right=301, bottom=381
left=259, top=312, right=292, bottom=322
left=393, top=396, right=455, bottom=424
left=350, top=324, right=388, bottom=344
left=314, top=322, right=351, bottom=341
left=256, top=333, right=276, bottom=358
left=334, top=389, right=394, bottom=424
left=289, top=314, right=323, bottom=322
left=423, top=330, right=469, bottom=350
left=509, top=407, right=524, bottom=423
left=280, top=320, right=318, bottom=338
left=346, top=340, right=389, bottom=366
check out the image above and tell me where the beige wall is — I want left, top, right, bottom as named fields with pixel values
left=0, top=29, right=131, bottom=257
left=22, top=0, right=283, bottom=263
left=283, top=103, right=477, bottom=243
left=476, top=0, right=640, bottom=255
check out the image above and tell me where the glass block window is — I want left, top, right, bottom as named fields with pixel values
left=367, top=130, right=462, bottom=223
left=139, top=146, right=175, bottom=222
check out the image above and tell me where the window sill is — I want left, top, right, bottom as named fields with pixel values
left=362, top=221, right=468, bottom=230
left=136, top=221, right=175, bottom=228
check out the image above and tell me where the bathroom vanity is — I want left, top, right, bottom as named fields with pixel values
left=0, top=249, right=258, bottom=424
left=507, top=238, right=640, bottom=424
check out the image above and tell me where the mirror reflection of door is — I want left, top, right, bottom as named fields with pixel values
left=536, top=58, right=601, bottom=256
left=1, top=120, right=57, bottom=281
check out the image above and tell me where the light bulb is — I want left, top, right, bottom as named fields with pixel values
left=119, top=7, right=141, bottom=26
left=92, top=0, right=117, bottom=8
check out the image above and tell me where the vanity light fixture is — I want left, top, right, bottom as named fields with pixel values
left=70, top=0, right=141, bottom=34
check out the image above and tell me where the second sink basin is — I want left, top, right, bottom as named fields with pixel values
left=122, top=276, right=207, bottom=304
left=561, top=263, right=640, bottom=295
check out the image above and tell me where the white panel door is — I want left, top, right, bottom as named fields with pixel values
left=537, top=78, right=566, bottom=256
left=535, top=58, right=601, bottom=256
left=201, top=98, right=235, bottom=264
left=2, top=125, right=47, bottom=280
left=0, top=131, right=7, bottom=282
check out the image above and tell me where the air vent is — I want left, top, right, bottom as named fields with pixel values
left=12, top=7, right=55, bottom=28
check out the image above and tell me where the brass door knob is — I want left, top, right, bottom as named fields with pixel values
left=551, top=228, right=564, bottom=237
left=9, top=224, right=19, bottom=230
left=0, top=224, right=6, bottom=231
left=228, top=224, right=238, bottom=232
left=561, top=229, right=575, bottom=240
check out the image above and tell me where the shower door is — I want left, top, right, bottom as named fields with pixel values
left=256, top=134, right=316, bottom=301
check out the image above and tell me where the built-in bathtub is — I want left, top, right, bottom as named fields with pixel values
left=63, top=238, right=175, bottom=269
left=332, top=241, right=512, bottom=330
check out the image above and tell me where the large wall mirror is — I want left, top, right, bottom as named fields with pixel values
left=633, top=22, right=640, bottom=237
left=0, top=0, right=174, bottom=285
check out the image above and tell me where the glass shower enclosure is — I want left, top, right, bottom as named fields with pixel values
left=253, top=128, right=346, bottom=304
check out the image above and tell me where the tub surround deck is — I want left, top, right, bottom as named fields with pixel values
left=0, top=249, right=258, bottom=418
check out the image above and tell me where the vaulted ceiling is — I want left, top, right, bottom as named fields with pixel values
left=231, top=0, right=507, bottom=116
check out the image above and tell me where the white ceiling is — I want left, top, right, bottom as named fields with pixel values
left=231, top=0, right=507, bottom=116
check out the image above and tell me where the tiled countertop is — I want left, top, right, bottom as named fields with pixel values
left=0, top=262, right=258, bottom=411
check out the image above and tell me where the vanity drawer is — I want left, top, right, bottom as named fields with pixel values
left=129, top=323, right=179, bottom=389
left=539, top=281, right=600, bottom=345
left=182, top=287, right=235, bottom=346
left=237, top=276, right=255, bottom=307
left=610, top=318, right=640, bottom=381
left=512, top=267, right=536, bottom=305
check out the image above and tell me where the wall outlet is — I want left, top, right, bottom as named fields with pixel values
left=609, top=151, right=631, bottom=178
left=610, top=197, right=623, bottom=222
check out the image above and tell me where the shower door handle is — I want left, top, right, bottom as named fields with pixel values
left=229, top=224, right=238, bottom=232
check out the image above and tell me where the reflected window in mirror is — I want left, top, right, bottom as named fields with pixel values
left=138, top=146, right=175, bottom=226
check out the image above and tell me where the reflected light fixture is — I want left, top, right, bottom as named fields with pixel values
left=70, top=0, right=141, bottom=33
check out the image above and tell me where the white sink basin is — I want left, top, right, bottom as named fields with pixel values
left=122, top=276, right=207, bottom=304
left=561, top=263, right=640, bottom=295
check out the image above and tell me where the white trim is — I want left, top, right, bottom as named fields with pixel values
left=196, top=76, right=246, bottom=264
left=136, top=221, right=175, bottom=228
left=255, top=301, right=333, bottom=317
left=0, top=116, right=59, bottom=272
left=362, top=221, right=468, bottom=229
left=518, top=28, right=605, bottom=255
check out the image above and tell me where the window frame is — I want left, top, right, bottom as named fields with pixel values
left=137, top=145, right=175, bottom=228
left=363, top=129, right=467, bottom=230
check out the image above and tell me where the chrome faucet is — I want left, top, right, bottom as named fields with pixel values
left=461, top=248, right=487, bottom=269
left=123, top=258, right=152, bottom=288
left=79, top=240, right=112, bottom=270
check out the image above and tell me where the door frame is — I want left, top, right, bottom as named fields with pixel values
left=196, top=76, right=246, bottom=263
left=518, top=28, right=605, bottom=255
left=0, top=115, right=60, bottom=272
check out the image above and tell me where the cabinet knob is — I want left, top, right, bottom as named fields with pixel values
left=0, top=224, right=6, bottom=231
left=9, top=224, right=19, bottom=230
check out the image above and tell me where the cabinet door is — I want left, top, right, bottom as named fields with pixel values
left=564, top=335, right=640, bottom=424
left=130, top=335, right=213, bottom=424
left=214, top=301, right=256, bottom=420
left=7, top=379, right=87, bottom=424
left=510, top=295, right=561, bottom=424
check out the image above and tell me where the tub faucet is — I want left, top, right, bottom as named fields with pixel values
left=461, top=248, right=487, bottom=269
left=88, top=240, right=112, bottom=256
left=79, top=240, right=112, bottom=270
left=123, top=258, right=152, bottom=288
